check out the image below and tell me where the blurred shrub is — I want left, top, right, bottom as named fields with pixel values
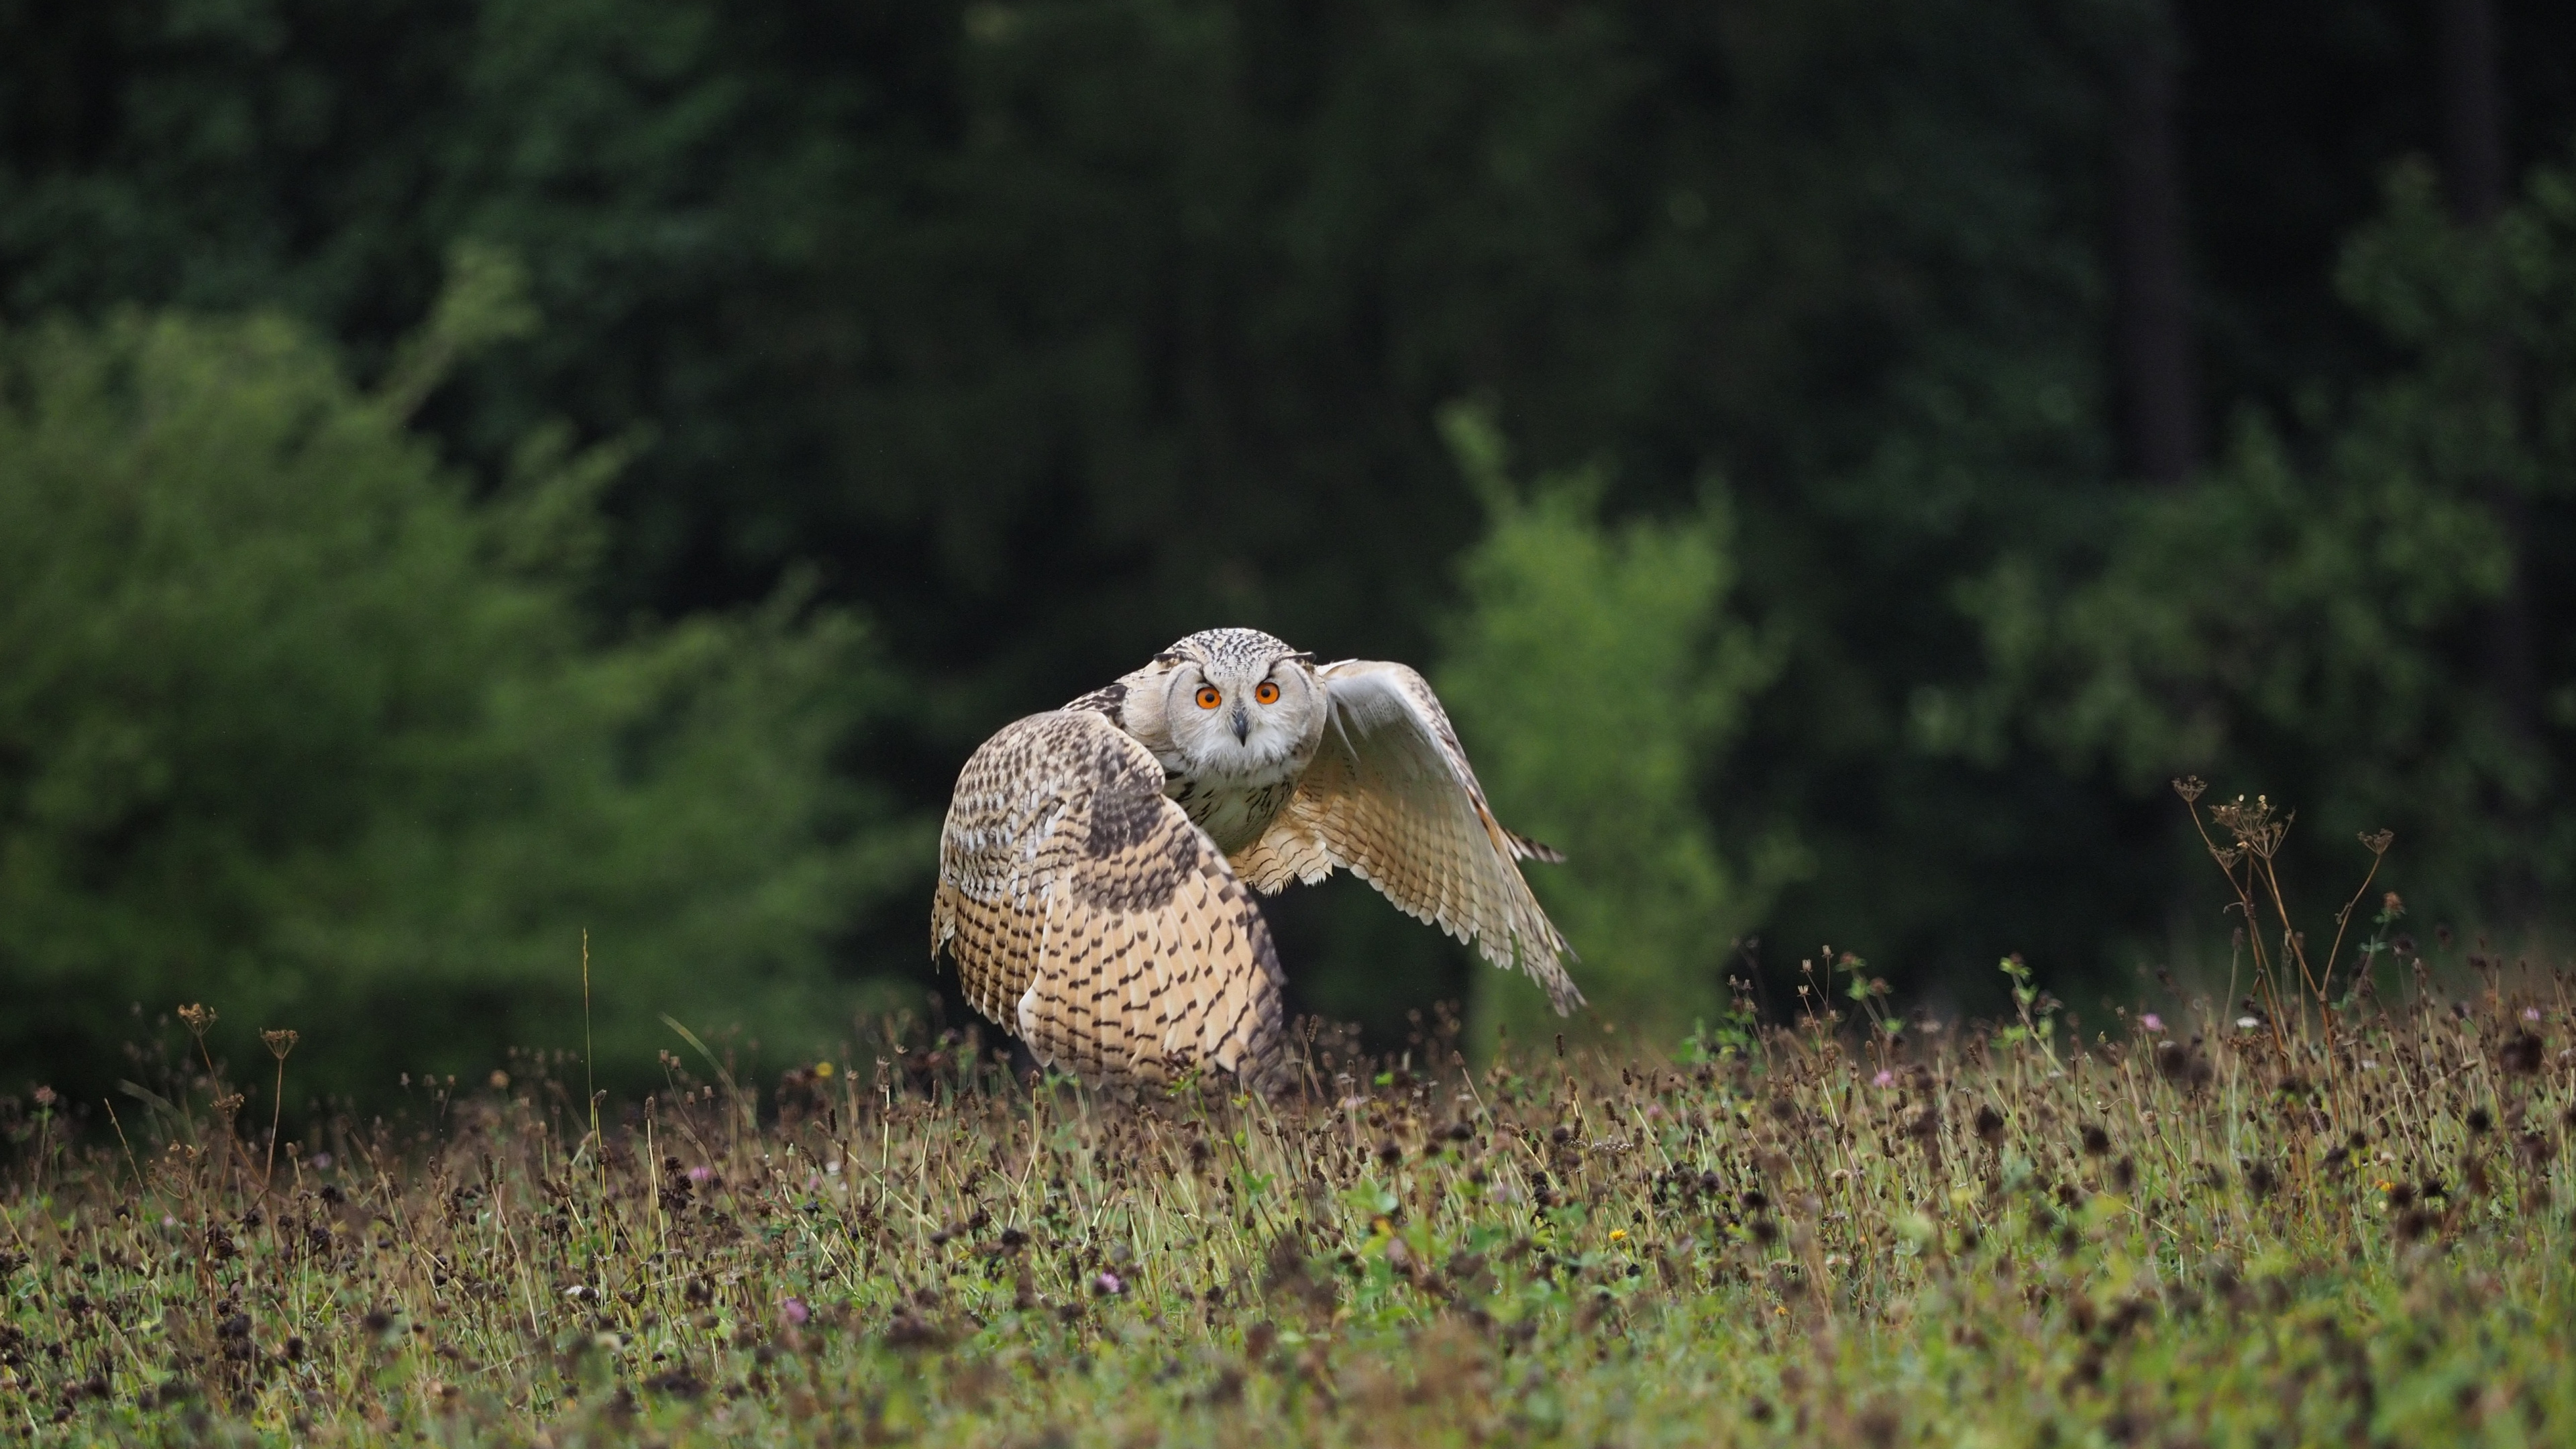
left=0, top=270, right=926, bottom=1104
left=1434, top=406, right=1805, bottom=1047
left=1949, top=156, right=2576, bottom=925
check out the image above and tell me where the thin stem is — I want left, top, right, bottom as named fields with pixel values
left=584, top=928, right=603, bottom=1198
left=2321, top=848, right=2387, bottom=1007
left=265, top=1057, right=284, bottom=1193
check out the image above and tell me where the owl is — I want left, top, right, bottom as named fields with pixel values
left=932, top=627, right=1580, bottom=1090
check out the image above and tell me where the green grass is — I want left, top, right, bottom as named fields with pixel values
left=3, top=979, right=2571, bottom=1447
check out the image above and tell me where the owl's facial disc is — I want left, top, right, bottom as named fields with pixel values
left=1166, top=655, right=1312, bottom=777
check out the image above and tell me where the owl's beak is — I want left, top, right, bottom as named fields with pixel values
left=1231, top=708, right=1250, bottom=744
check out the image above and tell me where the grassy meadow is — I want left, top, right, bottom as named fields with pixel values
left=3, top=960, right=2571, bottom=1448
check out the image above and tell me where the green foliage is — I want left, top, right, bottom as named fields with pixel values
left=9, top=1, right=2576, bottom=1025
left=0, top=3, right=2142, bottom=1022
left=1955, top=155, right=2576, bottom=925
left=0, top=280, right=924, bottom=1103
left=1434, top=406, right=1803, bottom=1046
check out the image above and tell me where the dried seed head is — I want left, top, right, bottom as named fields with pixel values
left=2171, top=776, right=2206, bottom=804
left=2499, top=1033, right=2544, bottom=1075
left=262, top=1029, right=299, bottom=1061
left=178, top=1004, right=217, bottom=1036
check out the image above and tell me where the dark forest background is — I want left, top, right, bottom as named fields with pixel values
left=7, top=0, right=2576, bottom=1102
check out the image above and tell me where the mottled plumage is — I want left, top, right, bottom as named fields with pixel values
left=933, top=628, right=1579, bottom=1088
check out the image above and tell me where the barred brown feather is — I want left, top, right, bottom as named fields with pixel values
left=931, top=710, right=1286, bottom=1089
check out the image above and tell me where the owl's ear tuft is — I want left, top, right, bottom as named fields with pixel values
left=1152, top=651, right=1185, bottom=667
left=1281, top=651, right=1316, bottom=664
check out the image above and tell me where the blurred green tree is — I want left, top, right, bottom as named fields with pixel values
left=9, top=0, right=2576, bottom=1038
left=1952, top=155, right=2576, bottom=938
left=0, top=0, right=2208, bottom=1026
left=1433, top=406, right=1804, bottom=1047
left=0, top=254, right=926, bottom=1103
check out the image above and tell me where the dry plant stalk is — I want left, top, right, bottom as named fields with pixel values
left=2174, top=777, right=2397, bottom=1061
left=260, top=1029, right=299, bottom=1191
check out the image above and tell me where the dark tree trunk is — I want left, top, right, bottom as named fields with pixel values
left=2435, top=0, right=2540, bottom=759
left=2435, top=0, right=2506, bottom=221
left=2110, top=3, right=2200, bottom=486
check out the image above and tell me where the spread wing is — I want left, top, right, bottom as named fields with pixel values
left=931, top=710, right=1286, bottom=1088
left=1234, top=660, right=1582, bottom=1014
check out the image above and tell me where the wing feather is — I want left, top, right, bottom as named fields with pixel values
left=1235, top=661, right=1583, bottom=1013
left=932, top=710, right=1287, bottom=1087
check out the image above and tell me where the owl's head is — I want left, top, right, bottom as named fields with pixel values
left=1150, top=628, right=1324, bottom=775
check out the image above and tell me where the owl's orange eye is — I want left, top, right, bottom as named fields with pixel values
left=1195, top=685, right=1224, bottom=710
left=1254, top=681, right=1281, bottom=705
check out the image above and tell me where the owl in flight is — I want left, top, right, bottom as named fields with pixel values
left=932, top=627, right=1581, bottom=1091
